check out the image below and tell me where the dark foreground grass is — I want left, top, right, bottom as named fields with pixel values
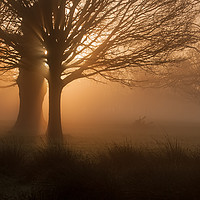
left=0, top=137, right=200, bottom=199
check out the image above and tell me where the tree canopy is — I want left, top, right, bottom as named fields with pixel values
left=0, top=0, right=199, bottom=86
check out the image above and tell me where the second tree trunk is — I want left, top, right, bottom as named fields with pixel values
left=13, top=68, right=47, bottom=135
left=47, top=81, right=63, bottom=140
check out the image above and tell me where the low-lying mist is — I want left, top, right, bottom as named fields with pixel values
left=1, top=79, right=200, bottom=144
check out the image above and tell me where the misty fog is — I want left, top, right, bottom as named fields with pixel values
left=1, top=79, right=200, bottom=144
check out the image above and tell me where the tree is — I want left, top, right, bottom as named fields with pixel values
left=157, top=45, right=200, bottom=102
left=1, top=0, right=199, bottom=139
left=0, top=2, right=47, bottom=135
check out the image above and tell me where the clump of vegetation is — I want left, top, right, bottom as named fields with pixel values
left=1, top=137, right=200, bottom=199
left=132, top=116, right=154, bottom=129
left=0, top=137, right=27, bottom=176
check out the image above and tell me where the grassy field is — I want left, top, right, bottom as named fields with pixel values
left=0, top=135, right=200, bottom=199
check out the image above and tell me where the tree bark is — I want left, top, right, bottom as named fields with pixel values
left=47, top=80, right=63, bottom=141
left=12, top=68, right=47, bottom=135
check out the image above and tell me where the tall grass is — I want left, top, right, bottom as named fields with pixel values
left=0, top=136, right=200, bottom=199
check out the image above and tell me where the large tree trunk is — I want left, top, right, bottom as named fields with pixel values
left=12, top=68, right=47, bottom=135
left=11, top=12, right=47, bottom=136
left=47, top=80, right=63, bottom=141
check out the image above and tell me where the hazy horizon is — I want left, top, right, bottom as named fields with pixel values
left=1, top=79, right=200, bottom=136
